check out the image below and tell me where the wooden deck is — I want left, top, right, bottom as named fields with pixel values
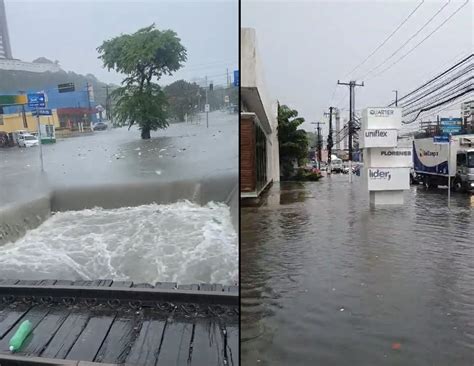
left=0, top=279, right=238, bottom=365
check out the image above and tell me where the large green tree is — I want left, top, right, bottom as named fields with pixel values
left=278, top=103, right=309, bottom=179
left=163, top=80, right=202, bottom=122
left=97, top=24, right=187, bottom=139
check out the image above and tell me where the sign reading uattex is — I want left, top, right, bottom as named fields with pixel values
left=359, top=129, right=398, bottom=148
left=31, top=108, right=52, bottom=116
left=364, top=147, right=412, bottom=167
left=364, top=167, right=410, bottom=191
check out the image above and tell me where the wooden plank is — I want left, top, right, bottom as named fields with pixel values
left=0, top=305, right=30, bottom=339
left=0, top=279, right=19, bottom=286
left=177, top=284, right=199, bottom=291
left=41, top=312, right=89, bottom=359
left=225, top=325, right=239, bottom=366
left=189, top=320, right=225, bottom=365
left=110, top=281, right=133, bottom=288
left=156, top=321, right=193, bottom=365
left=65, top=315, right=115, bottom=362
left=54, top=280, right=74, bottom=286
left=94, top=317, right=136, bottom=364
left=132, top=283, right=154, bottom=288
left=154, top=282, right=177, bottom=290
left=0, top=307, right=50, bottom=353
left=16, top=280, right=41, bottom=286
left=21, top=309, right=69, bottom=356
left=38, top=279, right=57, bottom=286
left=126, top=319, right=166, bottom=366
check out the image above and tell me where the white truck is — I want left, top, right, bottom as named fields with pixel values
left=413, top=134, right=474, bottom=193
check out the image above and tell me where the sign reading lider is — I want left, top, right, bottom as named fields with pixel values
left=364, top=147, right=412, bottom=167
left=365, top=167, right=410, bottom=191
left=359, top=129, right=398, bottom=148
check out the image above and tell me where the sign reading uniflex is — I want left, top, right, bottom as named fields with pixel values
left=364, top=167, right=410, bottom=191
left=362, top=107, right=402, bottom=130
left=359, top=129, right=398, bottom=148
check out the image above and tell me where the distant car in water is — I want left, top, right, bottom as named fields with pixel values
left=18, top=134, right=39, bottom=147
left=93, top=122, right=108, bottom=131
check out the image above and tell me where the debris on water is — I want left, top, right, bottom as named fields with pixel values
left=138, top=152, right=142, bottom=156
left=158, top=155, right=163, bottom=158
left=155, top=170, right=162, bottom=175
left=332, top=288, right=336, bottom=291
left=159, top=148, right=166, bottom=152
left=134, top=147, right=141, bottom=151
left=391, top=342, right=401, bottom=350
left=339, top=307, right=344, bottom=312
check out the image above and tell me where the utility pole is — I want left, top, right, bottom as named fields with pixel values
left=205, top=75, right=209, bottom=128
left=338, top=80, right=364, bottom=182
left=311, top=122, right=325, bottom=168
left=324, top=106, right=334, bottom=174
left=105, top=85, right=109, bottom=120
left=18, top=90, right=27, bottom=128
left=393, top=90, right=398, bottom=106
left=226, top=68, right=229, bottom=88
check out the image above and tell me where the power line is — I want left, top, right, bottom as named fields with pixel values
left=402, top=87, right=473, bottom=124
left=388, top=53, right=473, bottom=106
left=345, top=0, right=424, bottom=79
left=369, top=0, right=469, bottom=80
left=360, top=0, right=452, bottom=80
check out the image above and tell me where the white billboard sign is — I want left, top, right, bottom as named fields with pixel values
left=364, top=167, right=410, bottom=191
left=362, top=107, right=402, bottom=130
left=364, top=147, right=412, bottom=168
left=360, top=129, right=398, bottom=148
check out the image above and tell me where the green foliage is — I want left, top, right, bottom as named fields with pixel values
left=294, top=168, right=322, bottom=181
left=163, top=80, right=202, bottom=122
left=278, top=104, right=309, bottom=179
left=97, top=24, right=187, bottom=138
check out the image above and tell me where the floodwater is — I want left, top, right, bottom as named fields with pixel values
left=241, top=176, right=474, bottom=366
left=0, top=111, right=238, bottom=206
left=0, top=201, right=238, bottom=285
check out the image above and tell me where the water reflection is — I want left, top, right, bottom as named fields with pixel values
left=241, top=177, right=474, bottom=365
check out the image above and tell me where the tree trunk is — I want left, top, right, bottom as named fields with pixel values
left=141, top=126, right=151, bottom=139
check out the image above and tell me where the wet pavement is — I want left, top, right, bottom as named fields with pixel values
left=0, top=111, right=238, bottom=206
left=241, top=176, right=474, bottom=366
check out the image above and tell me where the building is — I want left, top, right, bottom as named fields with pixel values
left=240, top=28, right=279, bottom=198
left=462, top=100, right=473, bottom=131
left=0, top=0, right=12, bottom=59
left=0, top=109, right=60, bottom=134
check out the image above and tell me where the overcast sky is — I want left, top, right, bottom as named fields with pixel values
left=5, top=0, right=238, bottom=87
left=242, top=0, right=472, bottom=132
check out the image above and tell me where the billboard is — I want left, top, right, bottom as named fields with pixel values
left=362, top=107, right=402, bottom=130
left=364, top=147, right=412, bottom=168
left=364, top=167, right=410, bottom=191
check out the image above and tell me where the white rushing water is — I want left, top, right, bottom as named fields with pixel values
left=0, top=201, right=238, bottom=285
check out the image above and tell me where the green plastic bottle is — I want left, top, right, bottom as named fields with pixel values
left=9, top=320, right=32, bottom=352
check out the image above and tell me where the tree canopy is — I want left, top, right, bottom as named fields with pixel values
left=163, top=80, right=202, bottom=122
left=97, top=24, right=187, bottom=138
left=278, top=103, right=309, bottom=179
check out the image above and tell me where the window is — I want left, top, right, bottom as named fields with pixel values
left=457, top=153, right=467, bottom=167
left=468, top=152, right=474, bottom=168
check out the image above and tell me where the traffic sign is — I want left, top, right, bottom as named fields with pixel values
left=27, top=93, right=46, bottom=108
left=204, top=104, right=210, bottom=112
left=58, top=83, right=75, bottom=93
left=224, top=95, right=229, bottom=103
left=233, top=70, right=239, bottom=87
left=440, top=117, right=462, bottom=125
left=433, top=135, right=450, bottom=144
left=32, top=108, right=52, bottom=116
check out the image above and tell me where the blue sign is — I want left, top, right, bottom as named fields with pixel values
left=233, top=70, right=239, bottom=87
left=32, top=108, right=52, bottom=116
left=27, top=93, right=46, bottom=108
left=440, top=117, right=462, bottom=125
left=433, top=135, right=450, bottom=144
left=442, top=125, right=461, bottom=133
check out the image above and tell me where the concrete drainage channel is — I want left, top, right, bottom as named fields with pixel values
left=0, top=174, right=238, bottom=365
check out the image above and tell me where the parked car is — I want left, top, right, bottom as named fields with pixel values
left=93, top=122, right=108, bottom=131
left=18, top=134, right=39, bottom=147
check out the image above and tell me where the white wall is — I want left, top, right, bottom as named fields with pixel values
left=0, top=59, right=61, bottom=73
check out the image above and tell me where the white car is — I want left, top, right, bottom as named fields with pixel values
left=18, top=134, right=39, bottom=147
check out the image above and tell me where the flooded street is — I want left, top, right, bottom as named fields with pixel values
left=0, top=111, right=237, bottom=206
left=241, top=176, right=474, bottom=365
